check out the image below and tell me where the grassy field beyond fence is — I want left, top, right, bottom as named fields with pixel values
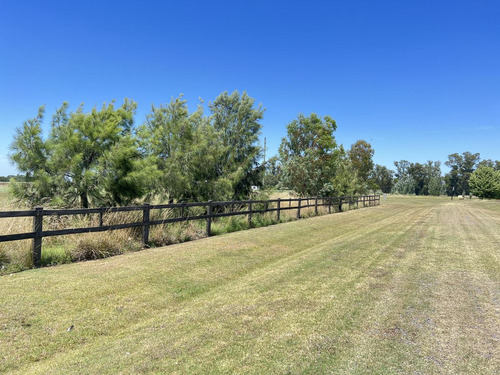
left=1, top=195, right=499, bottom=374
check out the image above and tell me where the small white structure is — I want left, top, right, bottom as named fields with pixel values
left=251, top=185, right=260, bottom=192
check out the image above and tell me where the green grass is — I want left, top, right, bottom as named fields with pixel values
left=1, top=196, right=499, bottom=374
left=40, top=245, right=72, bottom=266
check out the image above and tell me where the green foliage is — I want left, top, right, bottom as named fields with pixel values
left=41, top=246, right=72, bottom=267
left=392, top=160, right=442, bottom=196
left=349, top=140, right=374, bottom=184
left=10, top=100, right=156, bottom=207
left=9, top=107, right=46, bottom=179
left=263, top=156, right=281, bottom=189
left=444, top=152, right=480, bottom=196
left=138, top=96, right=202, bottom=200
left=469, top=166, right=500, bottom=199
left=391, top=175, right=416, bottom=195
left=477, top=159, right=500, bottom=171
left=428, top=175, right=444, bottom=196
left=209, top=91, right=264, bottom=199
left=279, top=113, right=341, bottom=196
left=371, top=164, right=394, bottom=193
left=322, top=153, right=364, bottom=196
left=138, top=91, right=263, bottom=202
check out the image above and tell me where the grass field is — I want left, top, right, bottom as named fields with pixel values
left=1, top=196, right=499, bottom=374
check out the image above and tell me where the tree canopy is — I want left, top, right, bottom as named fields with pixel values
left=9, top=92, right=264, bottom=207
left=278, top=113, right=341, bottom=196
left=10, top=100, right=156, bottom=207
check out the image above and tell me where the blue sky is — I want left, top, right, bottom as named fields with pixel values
left=1, top=0, right=499, bottom=175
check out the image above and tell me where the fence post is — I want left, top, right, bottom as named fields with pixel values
left=32, top=206, right=43, bottom=268
left=328, top=197, right=332, bottom=214
left=206, top=200, right=212, bottom=236
left=315, top=196, right=318, bottom=216
left=339, top=197, right=343, bottom=212
left=99, top=207, right=104, bottom=227
left=356, top=196, right=359, bottom=208
left=142, top=203, right=150, bottom=247
left=277, top=198, right=281, bottom=222
left=248, top=200, right=253, bottom=227
left=297, top=198, right=301, bottom=219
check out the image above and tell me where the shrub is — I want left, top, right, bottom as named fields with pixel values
left=71, top=235, right=121, bottom=261
left=470, top=166, right=500, bottom=199
left=149, top=222, right=205, bottom=246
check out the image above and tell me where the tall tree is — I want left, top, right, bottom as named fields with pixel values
left=138, top=96, right=197, bottom=199
left=372, top=164, right=394, bottom=193
left=425, top=161, right=443, bottom=196
left=209, top=91, right=264, bottom=199
left=408, top=162, right=426, bottom=195
left=444, top=152, right=480, bottom=195
left=279, top=113, right=341, bottom=196
left=10, top=100, right=155, bottom=207
left=349, top=140, right=374, bottom=184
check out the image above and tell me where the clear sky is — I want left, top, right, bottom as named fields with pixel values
left=1, top=0, right=499, bottom=176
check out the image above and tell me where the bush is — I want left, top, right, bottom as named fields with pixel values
left=149, top=222, right=205, bottom=246
left=470, top=166, right=500, bottom=199
left=71, top=235, right=121, bottom=261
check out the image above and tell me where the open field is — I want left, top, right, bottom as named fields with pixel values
left=1, top=196, right=499, bottom=374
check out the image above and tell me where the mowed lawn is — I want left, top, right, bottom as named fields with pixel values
left=1, top=196, right=499, bottom=374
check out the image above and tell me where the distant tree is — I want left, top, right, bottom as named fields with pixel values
left=469, top=166, right=500, bottom=199
left=279, top=113, right=341, bottom=196
left=424, top=161, right=443, bottom=196
left=428, top=176, right=444, bottom=196
left=444, top=152, right=480, bottom=196
left=408, top=162, right=426, bottom=195
left=477, top=159, right=500, bottom=171
left=391, top=175, right=416, bottom=195
left=371, top=164, right=394, bottom=193
left=9, top=106, right=47, bottom=181
left=348, top=140, right=374, bottom=184
left=393, top=160, right=442, bottom=195
left=263, top=156, right=281, bottom=189
left=394, top=160, right=411, bottom=180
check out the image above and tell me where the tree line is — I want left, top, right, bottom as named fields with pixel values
left=9, top=91, right=500, bottom=208
left=387, top=153, right=500, bottom=198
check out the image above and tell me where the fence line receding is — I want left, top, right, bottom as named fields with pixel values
left=0, top=194, right=380, bottom=267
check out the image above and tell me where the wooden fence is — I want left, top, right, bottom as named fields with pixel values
left=0, top=194, right=380, bottom=267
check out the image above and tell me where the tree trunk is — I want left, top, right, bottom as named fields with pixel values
left=80, top=192, right=89, bottom=208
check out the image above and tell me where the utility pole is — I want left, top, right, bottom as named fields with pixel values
left=263, top=137, right=266, bottom=187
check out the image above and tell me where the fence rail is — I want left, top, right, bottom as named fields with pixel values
left=0, top=194, right=380, bottom=267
